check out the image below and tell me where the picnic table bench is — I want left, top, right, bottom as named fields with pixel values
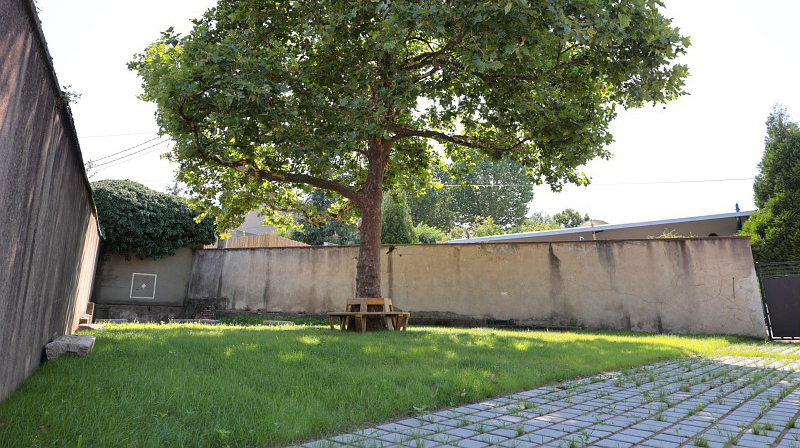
left=327, top=298, right=410, bottom=332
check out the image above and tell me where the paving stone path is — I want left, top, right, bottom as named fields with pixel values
left=300, top=345, right=800, bottom=448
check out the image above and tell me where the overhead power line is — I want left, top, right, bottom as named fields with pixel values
left=81, top=131, right=159, bottom=138
left=598, top=177, right=756, bottom=186
left=439, top=177, right=755, bottom=188
left=90, top=136, right=165, bottom=163
left=92, top=141, right=171, bottom=172
left=91, top=139, right=168, bottom=168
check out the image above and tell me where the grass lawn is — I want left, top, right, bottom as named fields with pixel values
left=0, top=323, right=778, bottom=447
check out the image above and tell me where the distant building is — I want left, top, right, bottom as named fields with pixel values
left=448, top=210, right=753, bottom=244
left=229, top=209, right=276, bottom=237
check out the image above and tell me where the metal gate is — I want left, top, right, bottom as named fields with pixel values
left=757, top=261, right=800, bottom=340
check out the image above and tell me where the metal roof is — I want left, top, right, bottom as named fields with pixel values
left=447, top=210, right=755, bottom=244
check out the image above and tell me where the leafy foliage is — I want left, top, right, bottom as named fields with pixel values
left=450, top=216, right=505, bottom=240
left=130, top=0, right=688, bottom=231
left=414, top=223, right=449, bottom=244
left=129, top=0, right=689, bottom=294
left=552, top=208, right=590, bottom=228
left=382, top=191, right=417, bottom=244
left=510, top=209, right=588, bottom=233
left=742, top=106, right=800, bottom=262
left=407, top=166, right=455, bottom=231
left=410, top=157, right=534, bottom=230
left=511, top=212, right=563, bottom=233
left=287, top=190, right=360, bottom=246
left=92, top=180, right=216, bottom=259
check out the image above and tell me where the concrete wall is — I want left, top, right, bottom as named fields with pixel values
left=0, top=0, right=101, bottom=401
left=92, top=248, right=194, bottom=307
left=188, top=237, right=766, bottom=337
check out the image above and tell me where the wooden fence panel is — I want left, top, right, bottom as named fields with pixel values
left=205, top=233, right=308, bottom=249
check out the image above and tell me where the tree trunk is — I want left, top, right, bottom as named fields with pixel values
left=356, top=189, right=383, bottom=298
left=351, top=137, right=391, bottom=330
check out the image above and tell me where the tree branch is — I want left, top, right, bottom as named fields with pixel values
left=266, top=200, right=353, bottom=226
left=177, top=96, right=361, bottom=201
left=387, top=125, right=530, bottom=153
left=401, top=24, right=463, bottom=71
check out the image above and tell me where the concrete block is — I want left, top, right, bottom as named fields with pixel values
left=77, top=323, right=104, bottom=332
left=45, top=335, right=96, bottom=360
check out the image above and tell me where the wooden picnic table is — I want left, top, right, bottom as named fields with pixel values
left=327, top=297, right=410, bottom=332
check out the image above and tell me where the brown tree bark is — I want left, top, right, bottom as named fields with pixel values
left=351, top=136, right=391, bottom=330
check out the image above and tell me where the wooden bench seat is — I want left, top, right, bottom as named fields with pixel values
left=327, top=311, right=410, bottom=332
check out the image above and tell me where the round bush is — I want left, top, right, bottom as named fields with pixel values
left=92, top=180, right=216, bottom=259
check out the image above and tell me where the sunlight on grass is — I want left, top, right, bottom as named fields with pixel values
left=0, top=323, right=774, bottom=447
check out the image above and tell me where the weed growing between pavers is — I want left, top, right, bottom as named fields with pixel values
left=0, top=323, right=785, bottom=446
left=306, top=348, right=800, bottom=448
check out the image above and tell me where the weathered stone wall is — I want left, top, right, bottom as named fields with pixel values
left=188, top=237, right=766, bottom=337
left=0, top=0, right=101, bottom=401
left=92, top=248, right=195, bottom=307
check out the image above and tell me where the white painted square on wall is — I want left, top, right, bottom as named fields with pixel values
left=130, top=273, right=157, bottom=299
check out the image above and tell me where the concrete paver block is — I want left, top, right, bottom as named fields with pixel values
left=303, top=346, right=800, bottom=448
left=44, top=335, right=96, bottom=360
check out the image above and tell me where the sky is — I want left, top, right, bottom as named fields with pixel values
left=36, top=0, right=800, bottom=225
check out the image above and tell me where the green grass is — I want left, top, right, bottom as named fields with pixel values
left=0, top=324, right=771, bottom=446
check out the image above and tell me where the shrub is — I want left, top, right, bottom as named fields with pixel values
left=382, top=190, right=416, bottom=244
left=414, top=223, right=448, bottom=244
left=92, top=180, right=216, bottom=259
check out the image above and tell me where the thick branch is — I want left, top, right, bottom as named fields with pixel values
left=387, top=125, right=530, bottom=153
left=266, top=201, right=353, bottom=226
left=401, top=22, right=463, bottom=71
left=238, top=165, right=360, bottom=201
left=177, top=96, right=361, bottom=201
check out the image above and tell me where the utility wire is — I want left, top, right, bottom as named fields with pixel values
left=91, top=139, right=168, bottom=168
left=597, top=177, right=755, bottom=186
left=81, top=131, right=159, bottom=138
left=92, top=141, right=171, bottom=172
left=438, top=177, right=755, bottom=188
left=90, top=136, right=165, bottom=163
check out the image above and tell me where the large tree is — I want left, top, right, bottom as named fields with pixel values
left=130, top=0, right=689, bottom=299
left=742, top=106, right=800, bottom=262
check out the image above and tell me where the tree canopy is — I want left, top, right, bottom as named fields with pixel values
left=409, top=157, right=534, bottom=230
left=381, top=191, right=416, bottom=244
left=742, top=106, right=800, bottom=262
left=92, top=180, right=217, bottom=259
left=552, top=208, right=590, bottom=228
left=130, top=0, right=689, bottom=297
left=287, top=190, right=360, bottom=246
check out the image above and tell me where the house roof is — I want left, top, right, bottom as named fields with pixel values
left=447, top=210, right=755, bottom=244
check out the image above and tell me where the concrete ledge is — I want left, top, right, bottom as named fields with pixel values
left=45, top=335, right=96, bottom=360
left=263, top=320, right=295, bottom=326
left=94, top=304, right=188, bottom=321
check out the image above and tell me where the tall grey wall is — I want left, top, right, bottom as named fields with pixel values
left=188, top=237, right=766, bottom=337
left=92, top=248, right=194, bottom=307
left=0, top=0, right=101, bottom=401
